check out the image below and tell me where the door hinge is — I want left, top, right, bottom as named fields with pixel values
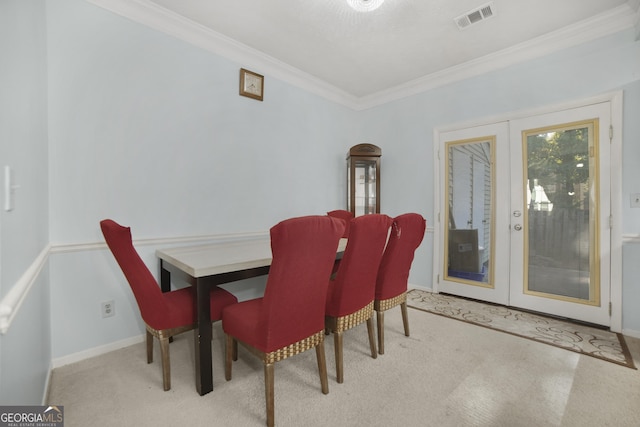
left=609, top=302, right=612, bottom=316
left=609, top=125, right=613, bottom=142
left=609, top=215, right=613, bottom=229
left=437, top=274, right=440, bottom=284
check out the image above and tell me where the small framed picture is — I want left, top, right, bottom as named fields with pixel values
left=239, top=68, right=264, bottom=101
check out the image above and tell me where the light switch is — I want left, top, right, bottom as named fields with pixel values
left=4, top=166, right=14, bottom=212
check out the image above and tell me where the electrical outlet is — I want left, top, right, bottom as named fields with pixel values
left=631, top=193, right=640, bottom=208
left=101, top=300, right=115, bottom=318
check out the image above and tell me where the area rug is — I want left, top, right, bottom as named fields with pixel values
left=407, top=289, right=636, bottom=369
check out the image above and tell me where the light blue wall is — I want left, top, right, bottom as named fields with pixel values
left=45, top=0, right=358, bottom=361
left=621, top=80, right=640, bottom=232
left=47, top=0, right=357, bottom=244
left=0, top=270, right=51, bottom=405
left=621, top=80, right=640, bottom=330
left=358, top=28, right=640, bottom=329
left=0, top=0, right=50, bottom=404
left=0, top=2, right=49, bottom=295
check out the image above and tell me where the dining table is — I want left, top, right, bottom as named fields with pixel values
left=156, top=237, right=347, bottom=395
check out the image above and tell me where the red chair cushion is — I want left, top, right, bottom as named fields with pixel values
left=162, top=286, right=237, bottom=329
left=100, top=219, right=237, bottom=331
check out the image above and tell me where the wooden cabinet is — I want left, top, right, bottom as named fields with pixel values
left=347, top=144, right=381, bottom=216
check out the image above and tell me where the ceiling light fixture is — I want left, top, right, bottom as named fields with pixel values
left=347, top=0, right=385, bottom=12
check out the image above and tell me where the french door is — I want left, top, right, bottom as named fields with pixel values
left=436, top=122, right=511, bottom=306
left=435, top=101, right=613, bottom=327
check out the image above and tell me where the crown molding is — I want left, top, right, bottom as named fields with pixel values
left=86, top=0, right=360, bottom=108
left=87, top=0, right=638, bottom=111
left=357, top=3, right=639, bottom=110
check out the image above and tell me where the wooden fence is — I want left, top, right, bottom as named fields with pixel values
left=528, top=208, right=590, bottom=266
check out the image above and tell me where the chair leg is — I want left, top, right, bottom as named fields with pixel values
left=225, top=334, right=234, bottom=381
left=376, top=310, right=385, bottom=355
left=146, top=331, right=154, bottom=363
left=401, top=301, right=410, bottom=337
left=315, top=341, right=329, bottom=394
left=159, top=336, right=171, bottom=391
left=334, top=331, right=344, bottom=384
left=366, top=315, right=378, bottom=359
left=264, top=362, right=275, bottom=427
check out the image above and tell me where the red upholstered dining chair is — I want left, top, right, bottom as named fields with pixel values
left=327, top=209, right=354, bottom=238
left=374, top=213, right=426, bottom=354
left=222, top=215, right=344, bottom=427
left=100, top=219, right=237, bottom=391
left=325, top=214, right=392, bottom=383
left=326, top=210, right=353, bottom=275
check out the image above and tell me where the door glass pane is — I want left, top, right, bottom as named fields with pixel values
left=445, top=138, right=493, bottom=286
left=524, top=121, right=599, bottom=303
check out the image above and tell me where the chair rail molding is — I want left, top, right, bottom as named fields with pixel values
left=623, top=234, right=640, bottom=244
left=0, top=230, right=269, bottom=335
left=49, top=230, right=269, bottom=254
left=0, top=245, right=50, bottom=334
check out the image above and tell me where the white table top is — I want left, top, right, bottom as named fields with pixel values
left=157, top=238, right=347, bottom=278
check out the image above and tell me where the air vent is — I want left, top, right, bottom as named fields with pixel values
left=455, top=2, right=496, bottom=30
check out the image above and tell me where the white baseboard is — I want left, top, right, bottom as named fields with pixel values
left=408, top=284, right=433, bottom=293
left=42, top=361, right=53, bottom=405
left=622, top=328, right=640, bottom=339
left=51, top=334, right=144, bottom=369
left=50, top=286, right=431, bottom=370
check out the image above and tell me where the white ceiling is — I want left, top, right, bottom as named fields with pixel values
left=89, top=0, right=639, bottom=108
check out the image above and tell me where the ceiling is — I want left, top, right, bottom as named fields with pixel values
left=90, top=0, right=639, bottom=108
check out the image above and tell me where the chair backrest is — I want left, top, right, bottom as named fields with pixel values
left=261, top=215, right=345, bottom=350
left=375, top=213, right=426, bottom=300
left=327, top=210, right=354, bottom=238
left=100, top=219, right=168, bottom=327
left=327, top=214, right=393, bottom=316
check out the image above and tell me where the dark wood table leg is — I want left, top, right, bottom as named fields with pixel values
left=159, top=260, right=175, bottom=343
left=194, top=277, right=213, bottom=395
left=157, top=263, right=272, bottom=396
left=160, top=260, right=171, bottom=293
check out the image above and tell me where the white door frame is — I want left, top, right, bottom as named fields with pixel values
left=435, top=123, right=511, bottom=306
left=509, top=102, right=611, bottom=325
left=433, top=91, right=623, bottom=332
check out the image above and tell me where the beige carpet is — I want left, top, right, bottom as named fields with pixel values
left=48, top=302, right=640, bottom=427
left=407, top=289, right=635, bottom=369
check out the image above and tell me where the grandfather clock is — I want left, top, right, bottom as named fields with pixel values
left=347, top=143, right=381, bottom=216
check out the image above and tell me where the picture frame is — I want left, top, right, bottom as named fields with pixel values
left=239, top=68, right=264, bottom=101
